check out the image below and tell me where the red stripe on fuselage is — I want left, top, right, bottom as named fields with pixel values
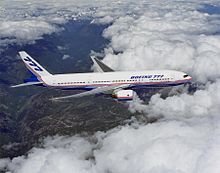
left=116, top=96, right=133, bottom=99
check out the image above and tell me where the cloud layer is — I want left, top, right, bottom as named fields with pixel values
left=1, top=116, right=220, bottom=173
left=0, top=0, right=148, bottom=50
left=1, top=0, right=220, bottom=173
left=101, top=1, right=220, bottom=83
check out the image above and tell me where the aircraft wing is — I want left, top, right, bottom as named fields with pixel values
left=11, top=81, right=43, bottom=88
left=51, top=84, right=130, bottom=101
left=91, top=56, right=114, bottom=72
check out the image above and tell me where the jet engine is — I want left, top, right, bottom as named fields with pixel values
left=112, top=90, right=134, bottom=101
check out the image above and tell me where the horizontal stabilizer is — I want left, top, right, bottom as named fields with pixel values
left=91, top=56, right=114, bottom=72
left=11, top=81, right=43, bottom=88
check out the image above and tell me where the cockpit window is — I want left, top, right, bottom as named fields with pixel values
left=183, top=74, right=189, bottom=78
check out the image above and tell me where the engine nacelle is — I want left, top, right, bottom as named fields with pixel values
left=112, top=90, right=134, bottom=101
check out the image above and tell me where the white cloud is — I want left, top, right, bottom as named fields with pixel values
left=0, top=0, right=149, bottom=48
left=62, top=54, right=71, bottom=60
left=0, top=158, right=10, bottom=171
left=93, top=120, right=217, bottom=173
left=141, top=80, right=220, bottom=119
left=101, top=6, right=220, bottom=83
left=0, top=20, right=57, bottom=45
left=5, top=136, right=94, bottom=173
left=2, top=116, right=220, bottom=173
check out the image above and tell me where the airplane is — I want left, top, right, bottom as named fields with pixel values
left=11, top=51, right=192, bottom=101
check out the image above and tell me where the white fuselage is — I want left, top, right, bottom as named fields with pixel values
left=41, top=70, right=192, bottom=90
left=14, top=51, right=193, bottom=101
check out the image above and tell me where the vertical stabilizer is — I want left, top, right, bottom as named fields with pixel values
left=19, top=51, right=51, bottom=78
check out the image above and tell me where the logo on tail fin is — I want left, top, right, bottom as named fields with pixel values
left=23, top=56, right=43, bottom=71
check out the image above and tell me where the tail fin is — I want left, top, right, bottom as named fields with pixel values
left=19, top=51, right=51, bottom=79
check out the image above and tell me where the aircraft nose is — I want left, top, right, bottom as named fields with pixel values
left=187, top=76, right=192, bottom=81
left=183, top=74, right=192, bottom=81
left=185, top=75, right=192, bottom=82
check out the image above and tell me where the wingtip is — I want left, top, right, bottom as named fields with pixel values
left=90, top=56, right=96, bottom=62
left=18, top=51, right=27, bottom=56
left=49, top=97, right=68, bottom=103
left=50, top=96, right=63, bottom=101
left=49, top=97, right=57, bottom=101
left=10, top=84, right=22, bottom=88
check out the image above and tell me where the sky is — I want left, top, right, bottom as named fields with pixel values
left=1, top=0, right=220, bottom=173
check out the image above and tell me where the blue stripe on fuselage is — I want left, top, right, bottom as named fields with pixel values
left=117, top=98, right=133, bottom=101
left=60, top=86, right=95, bottom=91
